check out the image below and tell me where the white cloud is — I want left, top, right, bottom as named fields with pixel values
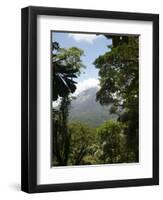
left=52, top=97, right=61, bottom=108
left=68, top=33, right=102, bottom=44
left=74, top=78, right=100, bottom=96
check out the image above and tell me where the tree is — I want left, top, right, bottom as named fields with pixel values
left=52, top=96, right=72, bottom=166
left=94, top=36, right=139, bottom=162
left=52, top=42, right=85, bottom=166
left=97, top=120, right=126, bottom=163
left=52, top=42, right=85, bottom=101
left=68, top=122, right=97, bottom=165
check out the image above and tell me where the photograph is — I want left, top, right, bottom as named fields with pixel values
left=51, top=31, right=139, bottom=167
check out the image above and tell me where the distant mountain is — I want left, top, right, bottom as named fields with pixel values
left=69, top=87, right=117, bottom=127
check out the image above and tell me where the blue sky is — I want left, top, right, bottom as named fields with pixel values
left=52, top=32, right=112, bottom=95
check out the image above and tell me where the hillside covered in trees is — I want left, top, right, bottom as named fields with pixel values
left=52, top=33, right=139, bottom=166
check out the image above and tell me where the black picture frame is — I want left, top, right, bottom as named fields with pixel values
left=21, top=6, right=159, bottom=193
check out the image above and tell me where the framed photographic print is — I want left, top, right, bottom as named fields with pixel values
left=21, top=6, right=159, bottom=193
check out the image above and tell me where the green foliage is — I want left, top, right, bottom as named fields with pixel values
left=94, top=36, right=139, bottom=108
left=52, top=41, right=85, bottom=166
left=97, top=120, right=126, bottom=163
left=53, top=47, right=85, bottom=74
left=68, top=122, right=98, bottom=165
left=52, top=42, right=85, bottom=101
left=94, top=35, right=139, bottom=162
left=52, top=97, right=72, bottom=166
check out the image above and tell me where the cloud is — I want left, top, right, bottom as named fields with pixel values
left=52, top=97, right=61, bottom=108
left=74, top=78, right=100, bottom=96
left=68, top=33, right=102, bottom=44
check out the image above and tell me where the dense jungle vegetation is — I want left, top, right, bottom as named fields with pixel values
left=52, top=35, right=139, bottom=166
